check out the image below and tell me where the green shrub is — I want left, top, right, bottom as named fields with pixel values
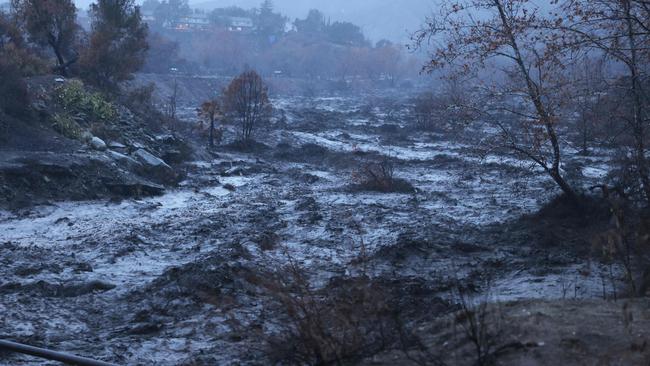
left=56, top=80, right=117, bottom=122
left=52, top=113, right=82, bottom=139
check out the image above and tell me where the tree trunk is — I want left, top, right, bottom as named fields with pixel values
left=582, top=121, right=588, bottom=156
left=624, top=0, right=650, bottom=205
left=50, top=41, right=68, bottom=77
left=550, top=168, right=581, bottom=205
left=634, top=126, right=650, bottom=204
left=494, top=0, right=580, bottom=205
left=209, top=117, right=214, bottom=147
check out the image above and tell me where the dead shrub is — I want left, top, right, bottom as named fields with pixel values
left=397, top=276, right=528, bottom=366
left=351, top=159, right=414, bottom=193
left=589, top=194, right=650, bottom=297
left=352, top=159, right=394, bottom=191
left=451, top=282, right=503, bottom=366
left=256, top=231, right=280, bottom=251
left=413, top=92, right=438, bottom=131
left=260, top=256, right=402, bottom=365
left=411, top=84, right=475, bottom=133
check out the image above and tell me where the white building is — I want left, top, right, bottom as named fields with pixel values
left=227, top=17, right=254, bottom=32
left=174, top=13, right=210, bottom=31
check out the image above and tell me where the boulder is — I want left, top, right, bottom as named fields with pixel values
left=90, top=137, right=107, bottom=151
left=108, top=141, right=127, bottom=149
left=133, top=149, right=175, bottom=183
left=134, top=149, right=171, bottom=169
left=107, top=150, right=141, bottom=170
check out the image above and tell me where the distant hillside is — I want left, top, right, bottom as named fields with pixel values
left=191, top=0, right=435, bottom=42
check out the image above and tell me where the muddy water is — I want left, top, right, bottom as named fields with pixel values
left=0, top=94, right=619, bottom=364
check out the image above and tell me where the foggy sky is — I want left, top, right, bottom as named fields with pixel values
left=72, top=0, right=434, bottom=42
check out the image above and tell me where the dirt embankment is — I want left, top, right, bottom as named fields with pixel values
left=0, top=75, right=192, bottom=209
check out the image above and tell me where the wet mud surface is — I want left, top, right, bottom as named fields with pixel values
left=0, top=93, right=621, bottom=364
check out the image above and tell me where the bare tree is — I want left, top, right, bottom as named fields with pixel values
left=568, top=58, right=609, bottom=156
left=223, top=70, right=272, bottom=142
left=167, top=79, right=178, bottom=121
left=413, top=0, right=582, bottom=204
left=197, top=98, right=222, bottom=147
left=413, top=92, right=437, bottom=131
left=553, top=0, right=650, bottom=204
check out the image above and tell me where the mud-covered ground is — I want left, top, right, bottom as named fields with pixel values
left=0, top=92, right=626, bottom=365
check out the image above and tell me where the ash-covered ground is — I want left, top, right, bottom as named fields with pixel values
left=0, top=91, right=622, bottom=365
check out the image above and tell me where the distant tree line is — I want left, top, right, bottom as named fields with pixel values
left=138, top=1, right=420, bottom=81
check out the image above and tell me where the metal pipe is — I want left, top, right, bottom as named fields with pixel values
left=0, top=339, right=117, bottom=366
